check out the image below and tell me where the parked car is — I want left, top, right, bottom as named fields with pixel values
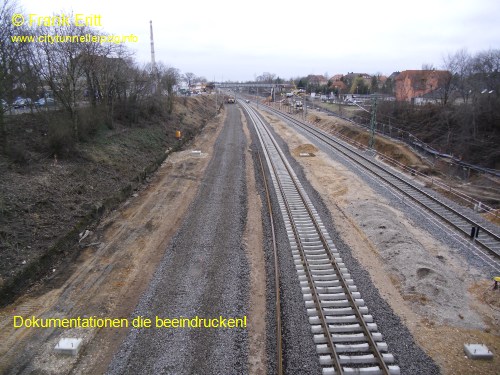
left=13, top=97, right=32, bottom=109
left=35, top=97, right=55, bottom=107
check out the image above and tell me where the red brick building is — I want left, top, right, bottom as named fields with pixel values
left=394, top=70, right=452, bottom=102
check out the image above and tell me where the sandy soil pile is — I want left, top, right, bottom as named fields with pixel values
left=292, top=144, right=318, bottom=156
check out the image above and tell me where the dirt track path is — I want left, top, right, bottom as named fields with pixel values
left=0, top=110, right=226, bottom=374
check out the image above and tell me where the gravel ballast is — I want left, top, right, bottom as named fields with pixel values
left=243, top=107, right=323, bottom=375
left=253, top=107, right=441, bottom=374
left=107, top=105, right=249, bottom=374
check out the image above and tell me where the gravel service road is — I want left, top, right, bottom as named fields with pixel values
left=107, top=105, right=249, bottom=374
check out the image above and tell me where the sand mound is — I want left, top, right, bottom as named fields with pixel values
left=292, top=144, right=318, bottom=156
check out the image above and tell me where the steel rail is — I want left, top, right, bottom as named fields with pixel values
left=247, top=103, right=343, bottom=374
left=257, top=151, right=283, bottom=375
left=242, top=100, right=395, bottom=374
left=262, top=105, right=500, bottom=260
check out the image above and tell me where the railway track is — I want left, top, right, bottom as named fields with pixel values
left=241, top=100, right=400, bottom=375
left=261, top=104, right=500, bottom=270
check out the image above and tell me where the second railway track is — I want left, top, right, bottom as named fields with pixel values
left=241, top=100, right=401, bottom=375
left=260, top=103, right=500, bottom=271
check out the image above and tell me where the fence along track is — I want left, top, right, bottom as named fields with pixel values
left=262, top=104, right=500, bottom=268
left=241, top=100, right=400, bottom=375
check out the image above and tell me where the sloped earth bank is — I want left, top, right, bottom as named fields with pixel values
left=261, top=110, right=500, bottom=375
left=0, top=95, right=218, bottom=305
left=304, top=109, right=500, bottom=211
left=0, top=105, right=228, bottom=373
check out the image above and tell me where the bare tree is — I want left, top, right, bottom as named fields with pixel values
left=256, top=72, right=276, bottom=83
left=123, top=63, right=154, bottom=122
left=31, top=17, right=95, bottom=140
left=81, top=43, right=134, bottom=127
left=443, top=49, right=472, bottom=103
left=0, top=0, right=31, bottom=151
left=80, top=41, right=114, bottom=107
left=154, top=62, right=179, bottom=115
left=470, top=49, right=500, bottom=92
left=183, top=72, right=196, bottom=88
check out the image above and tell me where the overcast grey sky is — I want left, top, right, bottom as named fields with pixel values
left=18, top=0, right=500, bottom=81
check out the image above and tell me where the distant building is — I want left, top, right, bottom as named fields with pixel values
left=387, top=71, right=401, bottom=81
left=344, top=72, right=372, bottom=81
left=329, top=74, right=347, bottom=94
left=413, top=87, right=450, bottom=105
left=394, top=70, right=452, bottom=102
left=376, top=75, right=388, bottom=90
left=307, top=74, right=329, bottom=86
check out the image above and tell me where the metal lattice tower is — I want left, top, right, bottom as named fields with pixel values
left=150, top=20, right=156, bottom=75
left=149, top=20, right=157, bottom=93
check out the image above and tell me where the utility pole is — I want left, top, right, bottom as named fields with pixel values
left=369, top=97, right=377, bottom=149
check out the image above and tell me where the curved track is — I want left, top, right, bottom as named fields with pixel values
left=261, top=104, right=500, bottom=270
left=241, top=100, right=400, bottom=375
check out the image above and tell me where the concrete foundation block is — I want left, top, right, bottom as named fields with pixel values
left=464, top=343, right=493, bottom=360
left=54, top=338, right=83, bottom=356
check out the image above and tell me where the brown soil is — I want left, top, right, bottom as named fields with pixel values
left=483, top=211, right=500, bottom=226
left=307, top=112, right=427, bottom=169
left=292, top=144, right=318, bottom=157
left=0, top=101, right=225, bottom=373
left=241, top=110, right=267, bottom=374
left=261, top=109, right=500, bottom=375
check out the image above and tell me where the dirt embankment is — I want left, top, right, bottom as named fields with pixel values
left=305, top=110, right=500, bottom=212
left=308, top=113, right=429, bottom=170
left=0, top=105, right=226, bottom=374
left=0, top=95, right=218, bottom=306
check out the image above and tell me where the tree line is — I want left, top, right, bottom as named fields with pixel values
left=251, top=51, right=499, bottom=167
left=0, top=0, right=208, bottom=157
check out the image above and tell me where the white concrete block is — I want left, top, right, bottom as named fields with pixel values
left=54, top=338, right=83, bottom=356
left=464, top=343, right=493, bottom=360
